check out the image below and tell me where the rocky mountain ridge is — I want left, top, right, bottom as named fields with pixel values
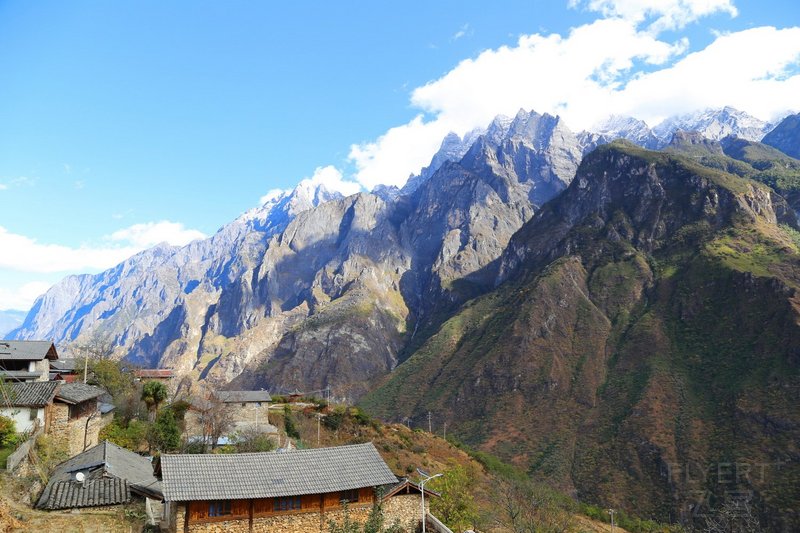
left=11, top=107, right=793, bottom=399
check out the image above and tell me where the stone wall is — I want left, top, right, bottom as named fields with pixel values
left=383, top=494, right=424, bottom=531
left=173, top=501, right=409, bottom=533
left=49, top=403, right=106, bottom=456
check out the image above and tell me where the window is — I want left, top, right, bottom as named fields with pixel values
left=272, top=496, right=302, bottom=512
left=208, top=500, right=232, bottom=517
left=339, top=489, right=359, bottom=504
left=29, top=409, right=38, bottom=421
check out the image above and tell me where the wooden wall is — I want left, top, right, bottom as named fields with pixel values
left=187, top=488, right=376, bottom=523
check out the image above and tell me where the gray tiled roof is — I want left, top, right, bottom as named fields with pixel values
left=42, top=478, right=130, bottom=510
left=0, top=340, right=57, bottom=361
left=37, top=441, right=161, bottom=510
left=49, top=358, right=77, bottom=371
left=55, top=382, right=105, bottom=404
left=215, top=390, right=272, bottom=403
left=161, top=442, right=398, bottom=502
left=4, top=381, right=59, bottom=407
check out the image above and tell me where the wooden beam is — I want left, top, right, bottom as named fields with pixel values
left=249, top=499, right=254, bottom=532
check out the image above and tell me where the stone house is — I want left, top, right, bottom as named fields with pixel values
left=215, top=390, right=273, bottom=431
left=0, top=340, right=59, bottom=382
left=36, top=440, right=163, bottom=525
left=50, top=383, right=112, bottom=456
left=0, top=381, right=59, bottom=433
left=159, top=442, right=437, bottom=532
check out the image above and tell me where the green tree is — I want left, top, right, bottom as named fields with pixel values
left=148, top=408, right=181, bottom=452
left=141, top=381, right=169, bottom=420
left=429, top=465, right=479, bottom=532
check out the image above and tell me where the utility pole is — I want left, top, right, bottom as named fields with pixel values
left=316, top=413, right=322, bottom=446
left=427, top=411, right=432, bottom=433
left=443, top=422, right=447, bottom=441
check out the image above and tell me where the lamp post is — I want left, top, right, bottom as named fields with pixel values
left=417, top=468, right=442, bottom=533
left=607, top=508, right=616, bottom=533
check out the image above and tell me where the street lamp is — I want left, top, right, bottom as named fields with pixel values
left=607, top=508, right=616, bottom=533
left=417, top=468, right=442, bottom=533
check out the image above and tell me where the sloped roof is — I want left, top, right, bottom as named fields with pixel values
left=42, top=478, right=129, bottom=510
left=3, top=381, right=59, bottom=407
left=0, top=340, right=58, bottom=361
left=49, top=359, right=77, bottom=371
left=54, top=383, right=105, bottom=404
left=215, top=390, right=272, bottom=403
left=37, top=441, right=161, bottom=510
left=161, top=442, right=398, bottom=502
left=134, top=369, right=175, bottom=379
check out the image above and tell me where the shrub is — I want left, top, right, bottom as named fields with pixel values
left=100, top=419, right=150, bottom=451
left=0, top=415, right=16, bottom=447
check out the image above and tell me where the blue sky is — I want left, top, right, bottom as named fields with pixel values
left=1, top=0, right=799, bottom=311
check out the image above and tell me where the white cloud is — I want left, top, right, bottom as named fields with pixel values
left=348, top=4, right=799, bottom=189
left=571, top=0, right=737, bottom=31
left=0, top=281, right=52, bottom=311
left=452, top=23, right=472, bottom=41
left=298, top=165, right=361, bottom=197
left=109, top=221, right=206, bottom=248
left=259, top=188, right=286, bottom=205
left=0, top=221, right=206, bottom=274
left=0, top=184, right=7, bottom=191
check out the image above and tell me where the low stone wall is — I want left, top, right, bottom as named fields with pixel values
left=5, top=429, right=39, bottom=473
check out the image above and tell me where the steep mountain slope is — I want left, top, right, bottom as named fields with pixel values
left=13, top=109, right=580, bottom=399
left=361, top=142, right=800, bottom=530
left=11, top=180, right=348, bottom=366
left=762, top=112, right=800, bottom=159
left=661, top=131, right=800, bottom=214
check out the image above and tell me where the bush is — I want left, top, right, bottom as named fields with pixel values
left=323, top=407, right=346, bottom=431
left=100, top=418, right=150, bottom=451
left=0, top=415, right=16, bottom=447
left=283, top=405, right=301, bottom=440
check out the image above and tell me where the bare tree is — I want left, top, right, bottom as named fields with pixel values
left=191, top=389, right=234, bottom=451
left=704, top=499, right=763, bottom=533
left=491, top=477, right=574, bottom=533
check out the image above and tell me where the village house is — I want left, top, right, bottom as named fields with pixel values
left=50, top=382, right=113, bottom=456
left=215, top=389, right=273, bottom=430
left=1, top=381, right=112, bottom=455
left=0, top=381, right=59, bottom=434
left=0, top=340, right=59, bottom=382
left=36, top=440, right=164, bottom=526
left=159, top=442, right=437, bottom=533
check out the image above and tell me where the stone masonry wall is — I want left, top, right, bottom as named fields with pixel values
left=49, top=404, right=106, bottom=456
left=175, top=502, right=394, bottom=533
left=383, top=494, right=424, bottom=531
